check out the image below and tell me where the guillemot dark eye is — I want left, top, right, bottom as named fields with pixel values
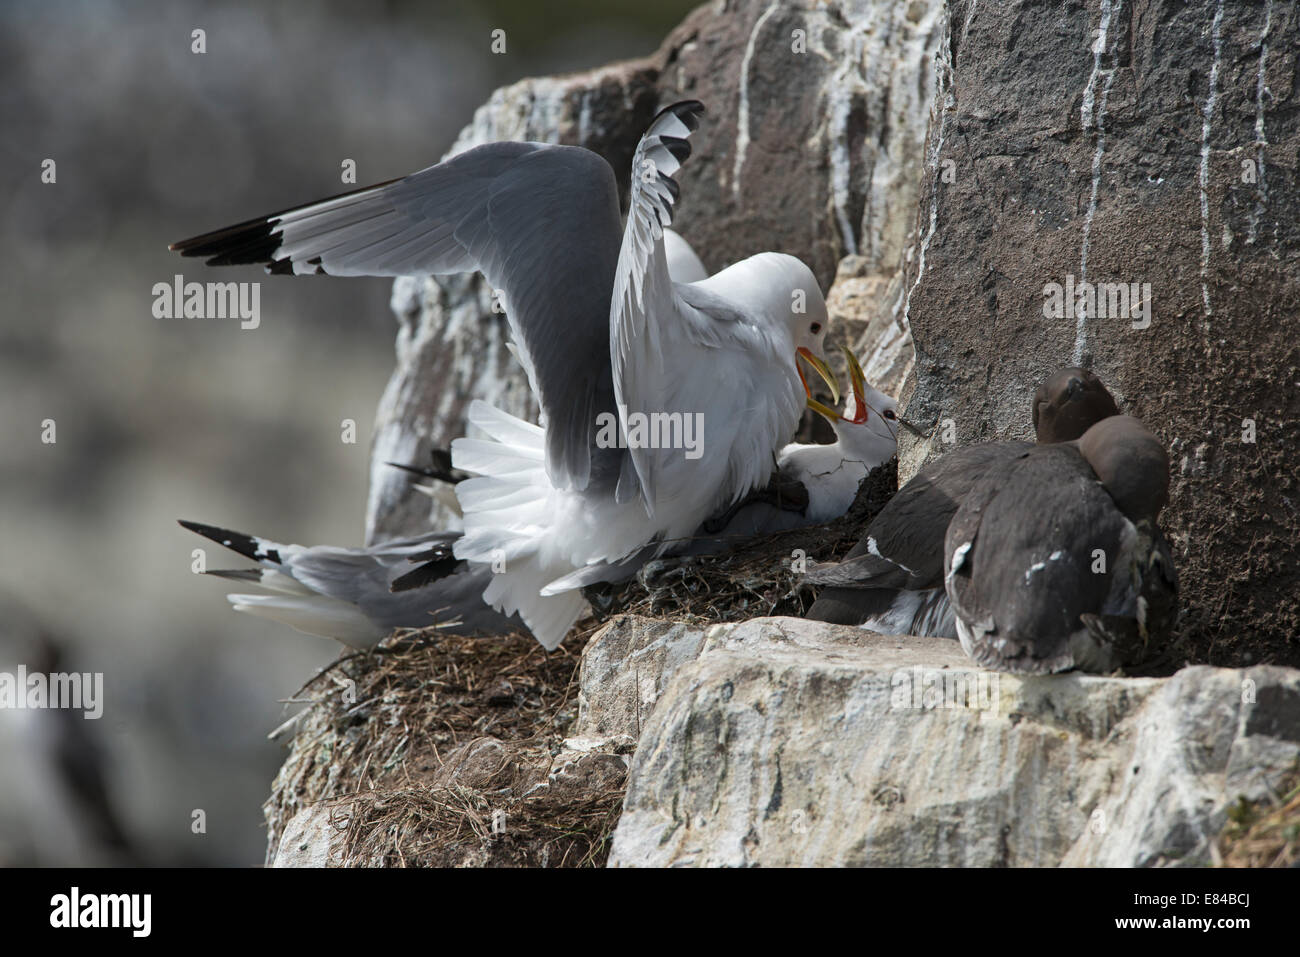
left=810, top=322, right=822, bottom=335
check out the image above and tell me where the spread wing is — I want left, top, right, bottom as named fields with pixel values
left=170, top=141, right=626, bottom=493
left=608, top=100, right=708, bottom=512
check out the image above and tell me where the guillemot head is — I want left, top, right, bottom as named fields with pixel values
left=1076, top=415, right=1170, bottom=522
left=1032, top=367, right=1120, bottom=443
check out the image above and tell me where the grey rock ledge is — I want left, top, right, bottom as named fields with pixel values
left=595, top=616, right=1299, bottom=867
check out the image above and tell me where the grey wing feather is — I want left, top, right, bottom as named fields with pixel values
left=286, top=536, right=520, bottom=635
left=609, top=101, right=706, bottom=509
left=359, top=563, right=521, bottom=636
left=807, top=442, right=1032, bottom=593
left=802, top=553, right=917, bottom=590
left=171, top=142, right=626, bottom=493
left=183, top=520, right=521, bottom=637
left=673, top=282, right=747, bottom=324
left=282, top=539, right=450, bottom=606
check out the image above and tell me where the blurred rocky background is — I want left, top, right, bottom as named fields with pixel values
left=0, top=0, right=696, bottom=866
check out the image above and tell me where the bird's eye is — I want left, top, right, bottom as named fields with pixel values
left=883, top=409, right=897, bottom=420
left=810, top=322, right=822, bottom=335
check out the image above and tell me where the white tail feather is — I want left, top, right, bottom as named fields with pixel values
left=249, top=568, right=317, bottom=597
left=478, top=556, right=586, bottom=651
left=452, top=402, right=587, bottom=648
left=225, top=594, right=386, bottom=649
left=466, top=400, right=545, bottom=449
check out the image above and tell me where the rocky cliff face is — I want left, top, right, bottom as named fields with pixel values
left=273, top=0, right=1300, bottom=868
left=898, top=0, right=1299, bottom=667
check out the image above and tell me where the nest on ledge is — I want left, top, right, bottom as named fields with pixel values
left=263, top=623, right=624, bottom=867
left=582, top=458, right=897, bottom=625
left=263, top=460, right=897, bottom=867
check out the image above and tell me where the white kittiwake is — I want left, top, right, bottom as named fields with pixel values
left=769, top=346, right=899, bottom=527
left=172, top=100, right=838, bottom=650
left=541, top=346, right=899, bottom=592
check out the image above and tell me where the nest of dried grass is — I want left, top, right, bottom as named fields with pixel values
left=264, top=461, right=896, bottom=867
left=264, top=620, right=622, bottom=867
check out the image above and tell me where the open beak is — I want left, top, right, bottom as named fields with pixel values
left=839, top=345, right=870, bottom=425
left=797, top=347, right=840, bottom=423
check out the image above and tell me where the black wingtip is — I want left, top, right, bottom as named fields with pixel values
left=169, top=214, right=284, bottom=268
left=665, top=99, right=705, bottom=124
left=390, top=553, right=460, bottom=593
left=406, top=545, right=455, bottom=564
left=178, top=518, right=219, bottom=537
left=178, top=519, right=280, bottom=564
left=169, top=175, right=402, bottom=269
left=659, top=135, right=692, bottom=163
left=385, top=447, right=467, bottom=485
left=651, top=99, right=705, bottom=132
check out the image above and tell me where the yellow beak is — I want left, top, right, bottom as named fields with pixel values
left=797, top=347, right=840, bottom=423
left=839, top=344, right=870, bottom=425
left=841, top=344, right=866, bottom=398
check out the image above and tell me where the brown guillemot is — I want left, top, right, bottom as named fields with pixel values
left=803, top=367, right=1120, bottom=636
left=943, top=415, right=1177, bottom=673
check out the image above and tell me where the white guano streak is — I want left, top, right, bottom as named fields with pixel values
left=1249, top=0, right=1273, bottom=245
left=962, top=0, right=980, bottom=43
left=1076, top=0, right=1121, bottom=365
left=576, top=90, right=593, bottom=146
left=899, top=36, right=953, bottom=330
left=826, top=29, right=865, bottom=256
left=733, top=1, right=781, bottom=201
left=1200, top=0, right=1224, bottom=317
